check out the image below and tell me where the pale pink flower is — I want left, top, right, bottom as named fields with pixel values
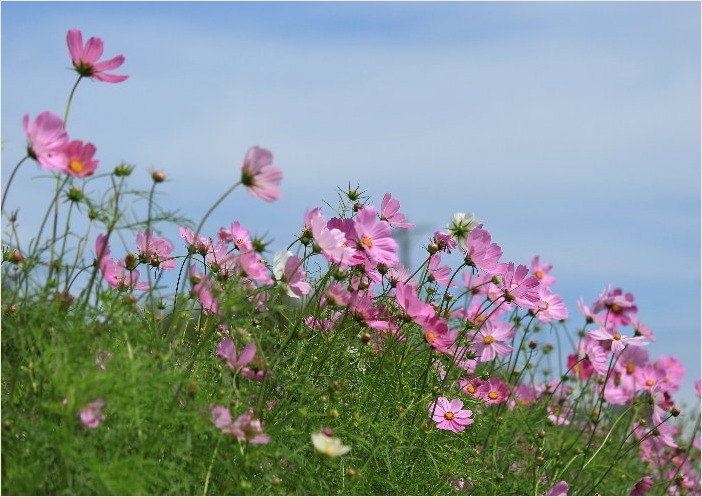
left=62, top=140, right=99, bottom=177
left=210, top=406, right=270, bottom=444
left=428, top=397, right=474, bottom=432
left=179, top=226, right=212, bottom=255
left=240, top=146, right=282, bottom=202
left=428, top=254, right=455, bottom=287
left=380, top=192, right=413, bottom=229
left=79, top=398, right=106, bottom=428
left=351, top=206, right=399, bottom=266
left=95, top=234, right=148, bottom=291
left=237, top=251, right=273, bottom=285
left=22, top=112, right=69, bottom=171
left=325, top=283, right=352, bottom=307
left=309, top=209, right=354, bottom=265
left=591, top=286, right=638, bottom=326
left=189, top=266, right=219, bottom=314
left=67, top=29, right=128, bottom=83
left=471, top=320, right=514, bottom=362
left=419, top=315, right=459, bottom=354
left=535, top=287, right=568, bottom=323
left=432, top=231, right=457, bottom=254
left=496, top=263, right=541, bottom=309
left=218, top=221, right=253, bottom=252
left=464, top=225, right=504, bottom=275
left=545, top=480, right=568, bottom=496
left=393, top=281, right=434, bottom=321
left=136, top=228, right=176, bottom=270
left=654, top=356, right=685, bottom=393
left=216, top=338, right=256, bottom=370
left=531, top=256, right=556, bottom=288
left=588, top=327, right=649, bottom=354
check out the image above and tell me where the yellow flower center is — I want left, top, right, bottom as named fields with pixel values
left=535, top=270, right=543, bottom=279
left=427, top=331, right=436, bottom=342
left=626, top=363, right=636, bottom=374
left=443, top=411, right=455, bottom=420
left=483, top=335, right=494, bottom=345
left=646, top=379, right=654, bottom=387
left=69, top=159, right=85, bottom=174
left=488, top=391, right=499, bottom=400
left=612, top=333, right=622, bottom=340
left=466, top=385, right=476, bottom=394
left=361, top=236, right=373, bottom=248
left=611, top=304, right=622, bottom=313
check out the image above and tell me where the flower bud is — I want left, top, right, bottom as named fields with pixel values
left=151, top=170, right=167, bottom=183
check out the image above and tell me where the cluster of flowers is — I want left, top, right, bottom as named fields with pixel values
left=19, top=29, right=697, bottom=494
left=22, top=30, right=128, bottom=178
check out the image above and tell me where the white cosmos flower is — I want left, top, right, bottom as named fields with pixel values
left=447, top=212, right=479, bottom=250
left=311, top=432, right=351, bottom=457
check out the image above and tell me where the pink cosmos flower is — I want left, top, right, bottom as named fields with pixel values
left=22, top=112, right=69, bottom=171
left=428, top=397, right=474, bottom=432
left=475, top=377, right=510, bottom=405
left=591, top=286, right=638, bottom=327
left=308, top=209, right=354, bottom=265
left=588, top=327, right=649, bottom=354
left=237, top=251, right=273, bottom=285
left=136, top=228, right=176, bottom=270
left=471, top=320, right=514, bottom=362
left=218, top=221, right=253, bottom=252
left=67, top=29, right=128, bottom=83
left=531, top=256, right=556, bottom=288
left=216, top=338, right=256, bottom=370
left=427, top=254, right=455, bottom=287
left=654, top=356, right=685, bottom=393
left=325, top=283, right=352, bottom=307
left=380, top=192, right=413, bottom=229
left=240, top=146, right=282, bottom=202
left=351, top=206, right=399, bottom=266
left=272, top=250, right=311, bottom=298
left=79, top=398, right=106, bottom=428
left=629, top=476, right=654, bottom=496
left=210, top=405, right=270, bottom=444
left=189, top=266, right=219, bottom=314
left=545, top=480, right=568, bottom=496
left=431, top=231, right=457, bottom=253
left=394, top=281, right=434, bottom=322
left=62, top=140, right=99, bottom=177
left=464, top=225, right=504, bottom=275
left=179, top=226, right=212, bottom=255
left=95, top=234, right=149, bottom=291
left=535, top=287, right=569, bottom=323
left=496, top=263, right=541, bottom=309
left=418, top=315, right=459, bottom=354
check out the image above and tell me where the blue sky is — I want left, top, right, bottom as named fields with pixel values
left=2, top=2, right=700, bottom=407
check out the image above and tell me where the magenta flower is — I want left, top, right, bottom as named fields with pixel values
left=216, top=337, right=256, bottom=370
left=629, top=476, right=654, bottom=496
left=136, top=228, right=176, bottom=270
left=79, top=398, right=106, bottom=428
left=380, top=192, right=414, bottom=229
left=189, top=266, right=220, bottom=314
left=428, top=397, right=474, bottom=432
left=22, top=112, right=69, bottom=171
left=476, top=377, right=510, bottom=405
left=240, top=146, right=282, bottom=202
left=394, top=281, right=434, bottom=321
left=67, top=29, right=128, bottom=82
left=63, top=140, right=99, bottom=177
left=535, top=287, right=569, bottom=323
left=94, top=234, right=149, bottom=291
left=352, top=205, right=399, bottom=266
left=545, top=480, right=568, bottom=496
left=427, top=254, right=455, bottom=287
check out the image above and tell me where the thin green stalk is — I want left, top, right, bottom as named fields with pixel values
left=2, top=156, right=30, bottom=212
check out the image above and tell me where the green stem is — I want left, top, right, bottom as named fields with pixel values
left=64, top=76, right=83, bottom=127
left=1, top=156, right=30, bottom=213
